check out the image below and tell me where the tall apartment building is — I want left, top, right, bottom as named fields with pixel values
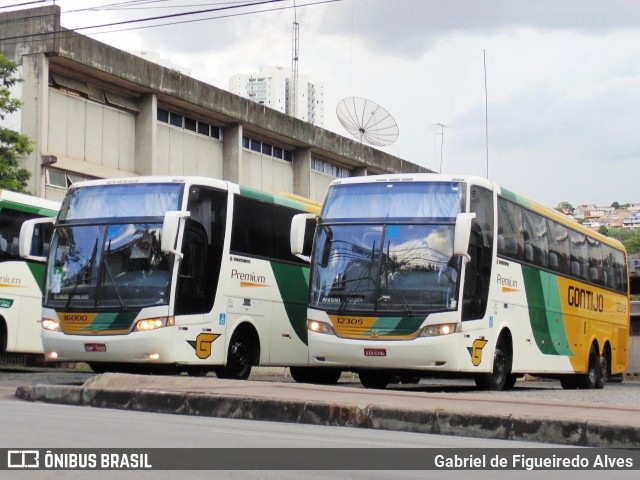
left=229, top=66, right=325, bottom=126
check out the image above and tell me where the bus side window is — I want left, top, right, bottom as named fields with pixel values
left=462, top=186, right=494, bottom=321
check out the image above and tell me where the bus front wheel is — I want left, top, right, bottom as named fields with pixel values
left=475, top=336, right=513, bottom=391
left=216, top=333, right=254, bottom=380
left=289, top=367, right=342, bottom=385
left=358, top=370, right=391, bottom=389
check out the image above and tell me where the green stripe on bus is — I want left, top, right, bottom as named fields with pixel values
left=26, top=262, right=46, bottom=292
left=239, top=187, right=305, bottom=211
left=83, top=311, right=140, bottom=331
left=543, top=272, right=574, bottom=356
left=0, top=202, right=57, bottom=217
left=522, top=266, right=558, bottom=355
left=270, top=261, right=310, bottom=345
left=366, top=317, right=424, bottom=337
left=500, top=188, right=532, bottom=209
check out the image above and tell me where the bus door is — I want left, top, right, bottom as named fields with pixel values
left=173, top=187, right=227, bottom=364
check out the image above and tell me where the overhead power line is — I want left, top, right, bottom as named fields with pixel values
left=0, top=0, right=342, bottom=45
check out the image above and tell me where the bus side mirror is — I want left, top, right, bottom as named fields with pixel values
left=291, top=213, right=315, bottom=263
left=453, top=212, right=476, bottom=263
left=161, top=211, right=190, bottom=260
left=19, top=217, right=54, bottom=262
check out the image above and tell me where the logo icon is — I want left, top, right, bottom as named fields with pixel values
left=8, top=450, right=39, bottom=469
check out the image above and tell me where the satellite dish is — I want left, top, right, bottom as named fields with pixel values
left=336, top=97, right=399, bottom=146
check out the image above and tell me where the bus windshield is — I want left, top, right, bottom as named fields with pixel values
left=46, top=223, right=171, bottom=309
left=311, top=181, right=464, bottom=314
left=322, top=181, right=464, bottom=221
left=311, top=223, right=460, bottom=314
left=59, top=183, right=183, bottom=221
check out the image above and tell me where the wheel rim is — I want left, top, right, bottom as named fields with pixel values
left=588, top=350, right=597, bottom=385
left=493, top=348, right=507, bottom=386
left=229, top=338, right=251, bottom=378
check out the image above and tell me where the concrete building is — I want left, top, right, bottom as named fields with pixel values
left=229, top=65, right=325, bottom=127
left=0, top=6, right=426, bottom=204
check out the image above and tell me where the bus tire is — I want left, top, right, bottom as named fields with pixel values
left=0, top=316, right=7, bottom=353
left=358, top=370, right=391, bottom=389
left=216, top=332, right=254, bottom=380
left=289, top=366, right=342, bottom=385
left=474, top=336, right=512, bottom=391
left=89, top=362, right=112, bottom=374
left=579, top=345, right=602, bottom=389
left=185, top=366, right=210, bottom=377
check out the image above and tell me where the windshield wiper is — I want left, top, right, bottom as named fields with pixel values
left=101, top=252, right=127, bottom=311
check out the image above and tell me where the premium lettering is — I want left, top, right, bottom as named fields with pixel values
left=231, top=269, right=266, bottom=284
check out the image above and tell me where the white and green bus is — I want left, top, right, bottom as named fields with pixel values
left=0, top=189, right=59, bottom=355
left=291, top=174, right=630, bottom=390
left=21, top=176, right=341, bottom=382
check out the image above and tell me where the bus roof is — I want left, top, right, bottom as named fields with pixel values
left=325, top=173, right=625, bottom=252
left=0, top=189, right=60, bottom=215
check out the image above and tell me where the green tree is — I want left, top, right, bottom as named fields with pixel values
left=555, top=201, right=574, bottom=213
left=0, top=54, right=32, bottom=193
left=611, top=201, right=620, bottom=209
left=597, top=225, right=609, bottom=236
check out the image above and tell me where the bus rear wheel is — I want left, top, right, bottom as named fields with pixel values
left=216, top=333, right=253, bottom=380
left=289, top=367, right=342, bottom=385
left=560, top=345, right=603, bottom=390
left=358, top=370, right=391, bottom=389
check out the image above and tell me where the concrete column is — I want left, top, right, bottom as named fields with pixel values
left=134, top=93, right=156, bottom=175
left=19, top=53, right=49, bottom=197
left=352, top=166, right=368, bottom=177
left=293, top=147, right=312, bottom=198
left=223, top=123, right=243, bottom=184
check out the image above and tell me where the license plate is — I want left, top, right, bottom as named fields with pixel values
left=84, top=343, right=107, bottom=353
left=364, top=348, right=386, bottom=357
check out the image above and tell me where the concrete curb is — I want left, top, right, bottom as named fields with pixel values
left=15, top=384, right=640, bottom=448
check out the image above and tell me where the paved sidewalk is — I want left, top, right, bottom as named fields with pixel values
left=14, top=373, right=640, bottom=448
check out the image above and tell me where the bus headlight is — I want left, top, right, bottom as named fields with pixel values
left=307, top=319, right=336, bottom=336
left=42, top=318, right=60, bottom=332
left=135, top=317, right=175, bottom=332
left=418, top=323, right=459, bottom=337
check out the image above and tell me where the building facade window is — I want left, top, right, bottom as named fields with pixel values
left=242, top=135, right=293, bottom=163
left=312, top=158, right=351, bottom=178
left=46, top=168, right=95, bottom=190
left=157, top=107, right=222, bottom=140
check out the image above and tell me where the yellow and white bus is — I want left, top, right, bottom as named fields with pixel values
left=0, top=189, right=59, bottom=355
left=21, top=176, right=341, bottom=382
left=291, top=174, right=630, bottom=390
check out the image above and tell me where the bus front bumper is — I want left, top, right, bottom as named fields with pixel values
left=41, top=327, right=176, bottom=364
left=307, top=331, right=462, bottom=371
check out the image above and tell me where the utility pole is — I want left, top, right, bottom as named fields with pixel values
left=436, top=123, right=447, bottom=173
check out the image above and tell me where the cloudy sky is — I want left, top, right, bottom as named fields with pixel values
left=4, top=0, right=639, bottom=208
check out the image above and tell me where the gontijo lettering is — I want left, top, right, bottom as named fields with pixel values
left=567, top=286, right=604, bottom=312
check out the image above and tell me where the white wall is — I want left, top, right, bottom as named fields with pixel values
left=310, top=171, right=334, bottom=203
left=156, top=123, right=223, bottom=177
left=47, top=89, right=135, bottom=174
left=241, top=150, right=294, bottom=193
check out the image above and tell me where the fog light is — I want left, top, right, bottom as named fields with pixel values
left=146, top=353, right=160, bottom=360
left=48, top=352, right=59, bottom=360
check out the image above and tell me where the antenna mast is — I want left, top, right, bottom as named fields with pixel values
left=291, top=2, right=300, bottom=119
left=484, top=49, right=489, bottom=178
